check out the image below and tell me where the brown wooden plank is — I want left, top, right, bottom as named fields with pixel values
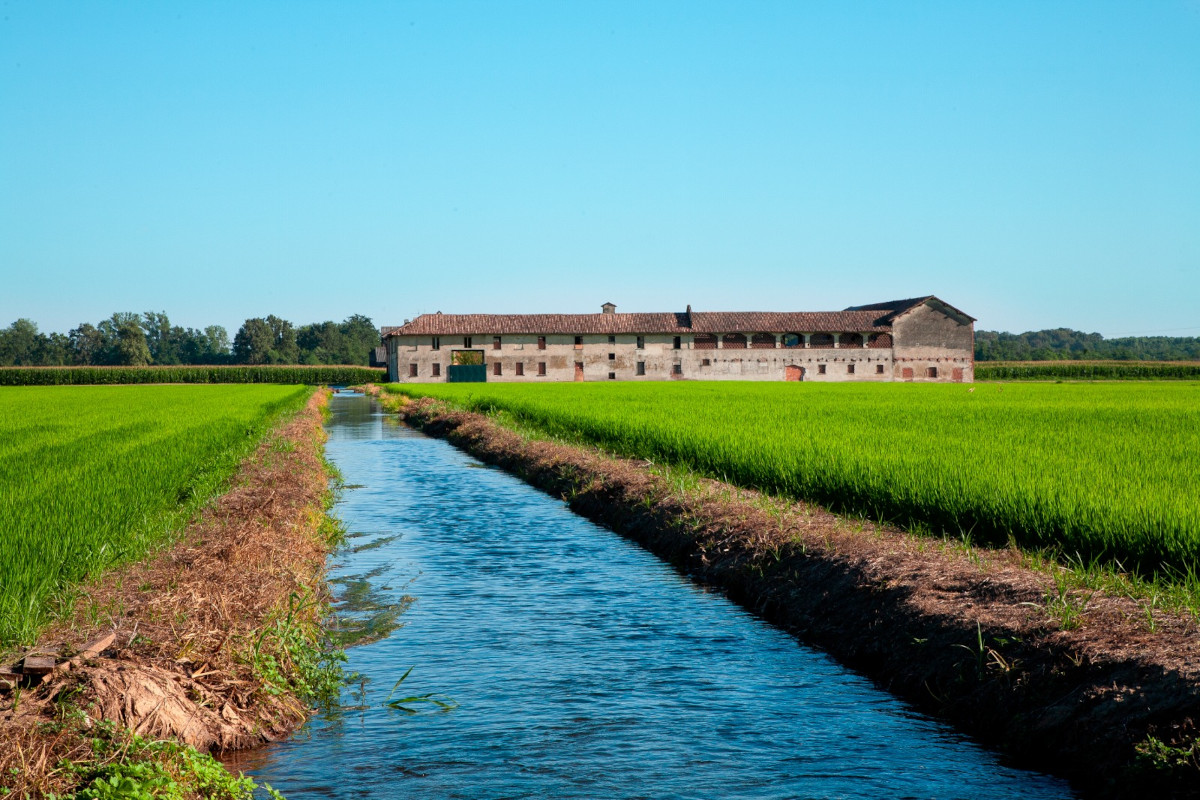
left=20, top=655, right=56, bottom=676
left=80, top=632, right=116, bottom=659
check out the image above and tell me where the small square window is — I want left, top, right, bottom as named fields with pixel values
left=608, top=335, right=616, bottom=344
left=847, top=363, right=855, bottom=374
left=538, top=361, right=546, bottom=376
left=818, top=364, right=827, bottom=375
left=537, top=336, right=546, bottom=350
left=702, top=358, right=711, bottom=366
left=493, top=362, right=502, bottom=376
left=608, top=371, right=616, bottom=380
left=673, top=336, right=681, bottom=350
left=515, top=362, right=524, bottom=376
left=927, top=366, right=938, bottom=378
left=408, top=363, right=418, bottom=378
left=574, top=335, right=583, bottom=347
left=608, top=353, right=615, bottom=361
left=636, top=361, right=645, bottom=376
left=432, top=337, right=440, bottom=350
left=493, top=336, right=502, bottom=350
left=636, top=336, right=644, bottom=349
left=672, top=363, right=682, bottom=375
left=432, top=363, right=441, bottom=377
left=876, top=364, right=884, bottom=374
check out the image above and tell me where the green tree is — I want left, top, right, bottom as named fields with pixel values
left=68, top=323, right=108, bottom=365
left=113, top=318, right=151, bottom=365
left=233, top=318, right=275, bottom=364
left=0, top=319, right=43, bottom=366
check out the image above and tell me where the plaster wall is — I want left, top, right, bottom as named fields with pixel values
left=387, top=333, right=902, bottom=383
left=890, top=303, right=975, bottom=382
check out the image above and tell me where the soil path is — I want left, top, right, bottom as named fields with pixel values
left=393, top=394, right=1200, bottom=799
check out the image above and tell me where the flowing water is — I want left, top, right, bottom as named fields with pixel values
left=236, top=394, right=1074, bottom=799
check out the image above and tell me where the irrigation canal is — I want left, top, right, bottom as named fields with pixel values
left=236, top=393, right=1074, bottom=799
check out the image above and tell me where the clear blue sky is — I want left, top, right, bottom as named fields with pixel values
left=2, top=1, right=1198, bottom=338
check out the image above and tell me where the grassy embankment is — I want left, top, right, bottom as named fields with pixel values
left=387, top=381, right=1200, bottom=598
left=976, top=361, right=1200, bottom=381
left=0, top=385, right=311, bottom=648
left=0, top=385, right=346, bottom=798
left=0, top=365, right=385, bottom=386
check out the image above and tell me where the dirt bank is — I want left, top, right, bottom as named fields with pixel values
left=0, top=390, right=337, bottom=798
left=391, top=394, right=1200, bottom=799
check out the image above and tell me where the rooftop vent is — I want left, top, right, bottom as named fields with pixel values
left=601, top=302, right=617, bottom=314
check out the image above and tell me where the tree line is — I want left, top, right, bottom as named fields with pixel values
left=975, top=329, right=1200, bottom=362
left=0, top=312, right=381, bottom=367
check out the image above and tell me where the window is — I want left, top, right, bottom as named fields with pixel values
left=636, top=336, right=644, bottom=349
left=673, top=336, right=681, bottom=350
left=927, top=367, right=939, bottom=378
left=608, top=335, right=616, bottom=344
left=608, top=371, right=616, bottom=380
left=702, top=358, right=711, bottom=366
left=672, top=363, right=682, bottom=375
left=608, top=353, right=615, bottom=361
left=782, top=333, right=802, bottom=348
left=515, top=362, right=524, bottom=376
left=636, top=361, right=645, bottom=375
left=408, top=363, right=418, bottom=378
left=464, top=336, right=472, bottom=348
left=818, top=364, right=827, bottom=375
left=876, top=364, right=884, bottom=374
left=432, top=337, right=440, bottom=350
left=537, top=362, right=546, bottom=376
left=574, top=335, right=583, bottom=347
left=537, top=336, right=546, bottom=350
left=493, top=362, right=502, bottom=376
left=432, top=363, right=441, bottom=377
left=492, top=336, right=501, bottom=350
left=847, top=363, right=855, bottom=374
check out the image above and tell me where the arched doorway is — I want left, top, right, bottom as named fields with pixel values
left=785, top=364, right=805, bottom=382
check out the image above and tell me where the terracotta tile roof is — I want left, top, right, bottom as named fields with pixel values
left=845, top=296, right=976, bottom=323
left=689, top=311, right=890, bottom=333
left=384, top=309, right=893, bottom=337
left=387, top=313, right=693, bottom=336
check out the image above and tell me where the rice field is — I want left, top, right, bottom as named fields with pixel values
left=0, top=385, right=311, bottom=648
left=389, top=381, right=1200, bottom=576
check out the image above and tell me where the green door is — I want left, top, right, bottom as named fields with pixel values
left=448, top=350, right=487, bottom=382
left=448, top=364, right=487, bottom=383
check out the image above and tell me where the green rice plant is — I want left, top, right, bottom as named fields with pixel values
left=386, top=381, right=1200, bottom=578
left=384, top=666, right=457, bottom=714
left=0, top=384, right=311, bottom=649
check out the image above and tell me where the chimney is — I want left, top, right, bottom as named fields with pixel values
left=601, top=302, right=617, bottom=314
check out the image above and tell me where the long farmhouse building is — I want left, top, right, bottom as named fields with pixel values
left=382, top=296, right=975, bottom=384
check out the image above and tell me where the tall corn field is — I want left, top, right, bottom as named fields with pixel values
left=0, top=385, right=311, bottom=648
left=391, top=381, right=1200, bottom=575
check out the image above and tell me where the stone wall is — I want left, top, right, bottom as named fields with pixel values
left=890, top=302, right=975, bottom=383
